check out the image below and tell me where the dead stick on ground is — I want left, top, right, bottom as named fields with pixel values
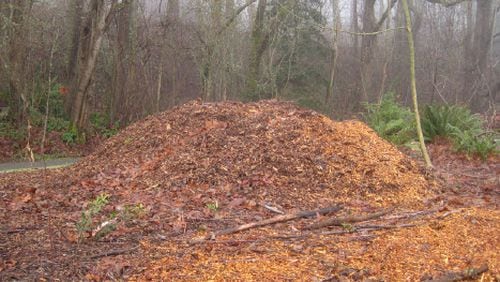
left=305, top=209, right=392, bottom=230
left=204, top=205, right=343, bottom=241
left=423, top=264, right=488, bottom=282
left=90, top=245, right=140, bottom=259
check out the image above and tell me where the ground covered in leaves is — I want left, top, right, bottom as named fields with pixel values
left=1, top=100, right=498, bottom=281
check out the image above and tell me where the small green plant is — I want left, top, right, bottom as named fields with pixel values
left=76, top=196, right=146, bottom=241
left=47, top=116, right=70, bottom=132
left=76, top=193, right=110, bottom=241
left=364, top=92, right=416, bottom=145
left=0, top=121, right=25, bottom=141
left=206, top=201, right=219, bottom=212
left=450, top=128, right=497, bottom=160
left=90, top=112, right=119, bottom=138
left=120, top=203, right=146, bottom=222
left=62, top=126, right=78, bottom=144
left=340, top=223, right=355, bottom=232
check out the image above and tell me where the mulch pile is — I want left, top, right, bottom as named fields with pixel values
left=72, top=99, right=434, bottom=209
left=1, top=100, right=498, bottom=281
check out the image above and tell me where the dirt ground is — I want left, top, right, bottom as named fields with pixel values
left=0, top=100, right=498, bottom=281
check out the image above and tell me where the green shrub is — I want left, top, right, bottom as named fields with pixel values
left=421, top=105, right=483, bottom=141
left=450, top=128, right=497, bottom=160
left=36, top=83, right=67, bottom=119
left=421, top=105, right=496, bottom=159
left=47, top=116, right=70, bottom=132
left=62, top=126, right=78, bottom=144
left=0, top=121, right=25, bottom=141
left=76, top=193, right=110, bottom=241
left=364, top=93, right=416, bottom=145
left=90, top=112, right=119, bottom=138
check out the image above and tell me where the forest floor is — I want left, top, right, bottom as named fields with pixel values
left=0, top=100, right=498, bottom=281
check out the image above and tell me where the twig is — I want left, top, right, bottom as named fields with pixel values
left=200, top=205, right=343, bottom=241
left=437, top=209, right=464, bottom=220
left=305, top=209, right=392, bottom=230
left=423, top=264, right=488, bottom=282
left=384, top=208, right=440, bottom=221
left=89, top=245, right=140, bottom=259
left=270, top=223, right=416, bottom=240
left=263, top=204, right=284, bottom=214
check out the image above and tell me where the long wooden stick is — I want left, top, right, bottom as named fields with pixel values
left=304, top=209, right=392, bottom=230
left=208, top=205, right=343, bottom=239
left=423, top=264, right=488, bottom=282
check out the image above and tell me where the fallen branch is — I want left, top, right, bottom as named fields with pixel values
left=423, top=264, right=488, bottom=282
left=89, top=245, right=140, bottom=259
left=384, top=207, right=440, bottom=221
left=305, top=209, right=392, bottom=230
left=204, top=205, right=343, bottom=240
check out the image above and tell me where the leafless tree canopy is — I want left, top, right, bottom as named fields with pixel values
left=0, top=0, right=499, bottom=128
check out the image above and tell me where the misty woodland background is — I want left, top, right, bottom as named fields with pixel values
left=0, top=0, right=499, bottom=140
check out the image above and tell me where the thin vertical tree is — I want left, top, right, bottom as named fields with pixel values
left=401, top=0, right=432, bottom=168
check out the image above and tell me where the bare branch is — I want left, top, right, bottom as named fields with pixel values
left=423, top=0, right=470, bottom=8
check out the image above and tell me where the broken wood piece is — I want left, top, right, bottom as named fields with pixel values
left=263, top=204, right=284, bottom=214
left=207, top=205, right=343, bottom=240
left=89, top=245, right=140, bottom=259
left=305, top=209, right=392, bottom=230
left=423, top=264, right=488, bottom=282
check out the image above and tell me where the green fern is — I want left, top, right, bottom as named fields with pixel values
left=364, top=92, right=416, bottom=145
left=421, top=105, right=483, bottom=141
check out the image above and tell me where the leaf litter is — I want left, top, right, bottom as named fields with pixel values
left=0, top=100, right=498, bottom=280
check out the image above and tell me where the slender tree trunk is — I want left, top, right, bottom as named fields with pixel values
left=166, top=0, right=179, bottom=106
left=111, top=0, right=134, bottom=124
left=402, top=0, right=432, bottom=168
left=246, top=0, right=267, bottom=101
left=67, top=0, right=83, bottom=81
left=326, top=0, right=340, bottom=108
left=469, top=0, right=494, bottom=112
left=7, top=0, right=33, bottom=123
left=71, top=0, right=112, bottom=131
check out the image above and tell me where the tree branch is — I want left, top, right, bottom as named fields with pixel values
left=376, top=0, right=398, bottom=31
left=217, top=0, right=258, bottom=36
left=423, top=0, right=470, bottom=8
left=198, top=205, right=343, bottom=241
left=304, top=209, right=392, bottom=230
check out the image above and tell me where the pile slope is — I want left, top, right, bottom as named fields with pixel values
left=5, top=100, right=500, bottom=281
left=71, top=100, right=434, bottom=211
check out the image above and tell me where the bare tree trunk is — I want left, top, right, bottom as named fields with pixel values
left=402, top=0, right=432, bottom=168
left=469, top=0, right=494, bottom=112
left=111, top=0, right=135, bottom=124
left=67, top=0, right=83, bottom=81
left=352, top=0, right=359, bottom=58
left=7, top=0, right=33, bottom=123
left=326, top=0, right=340, bottom=108
left=246, top=0, right=267, bottom=101
left=71, top=0, right=113, bottom=131
left=360, top=0, right=377, bottom=105
left=166, top=0, right=179, bottom=106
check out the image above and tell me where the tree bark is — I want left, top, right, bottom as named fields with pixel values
left=71, top=0, right=113, bottom=131
left=325, top=0, right=340, bottom=108
left=111, top=0, right=136, bottom=124
left=7, top=0, right=33, bottom=123
left=469, top=0, right=493, bottom=112
left=245, top=0, right=268, bottom=101
left=402, top=0, right=432, bottom=168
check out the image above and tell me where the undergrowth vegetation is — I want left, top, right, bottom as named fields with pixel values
left=363, top=93, right=416, bottom=145
left=364, top=94, right=498, bottom=160
left=1, top=82, right=120, bottom=155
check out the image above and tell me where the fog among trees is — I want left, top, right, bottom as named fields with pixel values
left=1, top=0, right=499, bottom=130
